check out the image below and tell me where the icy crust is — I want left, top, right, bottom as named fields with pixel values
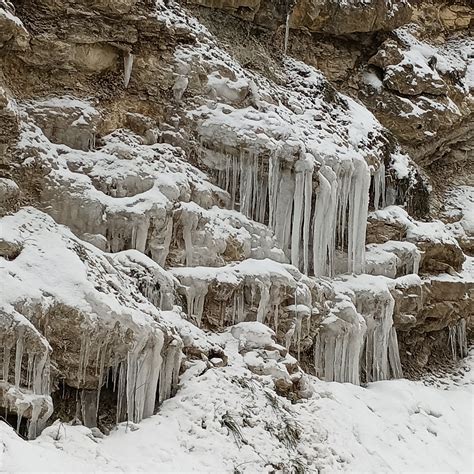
left=0, top=208, right=183, bottom=433
left=365, top=240, right=420, bottom=278
left=170, top=201, right=287, bottom=267
left=21, top=97, right=101, bottom=151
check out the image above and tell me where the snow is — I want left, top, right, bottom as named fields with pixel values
left=0, top=6, right=25, bottom=27
left=445, top=185, right=474, bottom=239
left=390, top=150, right=410, bottom=179
left=1, top=341, right=472, bottom=473
left=362, top=70, right=383, bottom=91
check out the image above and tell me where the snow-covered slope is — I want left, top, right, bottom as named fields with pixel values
left=1, top=337, right=472, bottom=473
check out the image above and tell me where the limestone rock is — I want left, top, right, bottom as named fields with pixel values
left=290, top=0, right=413, bottom=35
left=0, top=177, right=20, bottom=214
left=0, top=4, right=29, bottom=50
left=406, top=220, right=465, bottom=273
left=189, top=0, right=414, bottom=34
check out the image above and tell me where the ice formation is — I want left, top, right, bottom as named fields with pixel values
left=448, top=318, right=468, bottom=360
left=316, top=275, right=405, bottom=383
left=0, top=209, right=183, bottom=434
left=207, top=142, right=372, bottom=278
left=284, top=13, right=290, bottom=55
left=2, top=1, right=471, bottom=448
left=313, top=297, right=366, bottom=385
left=123, top=52, right=134, bottom=88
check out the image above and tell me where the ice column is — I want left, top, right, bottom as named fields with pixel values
left=373, top=162, right=386, bottom=211
left=347, top=159, right=370, bottom=274
left=291, top=155, right=313, bottom=271
left=313, top=165, right=338, bottom=277
left=314, top=299, right=366, bottom=385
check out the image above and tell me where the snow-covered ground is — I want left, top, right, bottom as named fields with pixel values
left=1, top=341, right=472, bottom=473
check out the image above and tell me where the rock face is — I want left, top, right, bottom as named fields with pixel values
left=0, top=0, right=472, bottom=442
left=189, top=0, right=413, bottom=33
left=290, top=0, right=413, bottom=34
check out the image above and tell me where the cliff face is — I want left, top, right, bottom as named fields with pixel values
left=0, top=0, right=472, bottom=463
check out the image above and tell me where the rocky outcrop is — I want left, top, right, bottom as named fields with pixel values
left=361, top=28, right=473, bottom=167
left=0, top=3, right=29, bottom=50
left=290, top=0, right=413, bottom=34
left=189, top=0, right=413, bottom=34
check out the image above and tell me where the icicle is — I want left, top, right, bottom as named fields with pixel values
left=449, top=319, right=468, bottom=360
left=388, top=327, right=403, bottom=379
left=347, top=159, right=371, bottom=274
left=303, top=167, right=313, bottom=275
left=284, top=13, right=290, bottom=55
left=27, top=399, right=43, bottom=440
left=457, top=319, right=467, bottom=359
left=14, top=329, right=24, bottom=388
left=274, top=303, right=279, bottom=334
left=181, top=210, right=198, bottom=267
left=413, top=250, right=421, bottom=274
left=256, top=279, right=270, bottom=323
left=123, top=52, right=134, bottom=88
left=291, top=166, right=305, bottom=268
left=158, top=338, right=181, bottom=405
left=184, top=281, right=209, bottom=327
left=26, top=353, right=34, bottom=390
left=96, top=341, right=108, bottom=419
left=116, top=362, right=127, bottom=424
left=285, top=320, right=296, bottom=351
left=3, top=344, right=11, bottom=383
left=268, top=152, right=281, bottom=230
left=312, top=166, right=337, bottom=277
left=236, top=290, right=245, bottom=323
left=15, top=401, right=28, bottom=433
left=78, top=335, right=91, bottom=385
left=373, top=162, right=386, bottom=211
left=274, top=167, right=295, bottom=253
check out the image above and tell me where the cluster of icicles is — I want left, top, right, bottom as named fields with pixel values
left=1, top=323, right=181, bottom=439
left=215, top=147, right=379, bottom=277
left=203, top=144, right=407, bottom=385
left=313, top=285, right=403, bottom=385
left=448, top=318, right=468, bottom=360
left=1, top=326, right=52, bottom=439
left=75, top=329, right=181, bottom=429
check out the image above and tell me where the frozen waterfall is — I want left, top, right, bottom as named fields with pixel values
left=213, top=147, right=372, bottom=278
